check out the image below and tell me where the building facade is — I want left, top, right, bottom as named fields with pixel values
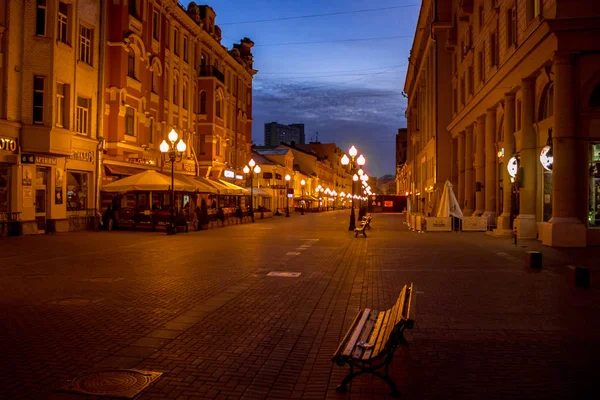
left=406, top=0, right=600, bottom=247
left=264, top=122, right=305, bottom=148
left=1, top=0, right=102, bottom=234
left=102, top=0, right=256, bottom=210
left=395, top=128, right=408, bottom=195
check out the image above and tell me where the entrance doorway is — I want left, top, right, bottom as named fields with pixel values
left=35, top=167, right=48, bottom=233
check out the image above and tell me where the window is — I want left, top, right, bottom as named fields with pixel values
left=164, top=70, right=168, bottom=100
left=56, top=83, right=65, bottom=128
left=199, top=134, right=205, bottom=154
left=36, top=0, right=47, bottom=36
left=125, top=107, right=135, bottom=136
left=76, top=97, right=90, bottom=135
left=507, top=8, right=517, bottom=47
left=478, top=48, right=485, bottom=82
left=152, top=70, right=158, bottom=93
left=127, top=49, right=135, bottom=78
left=152, top=10, right=160, bottom=41
left=526, top=0, right=535, bottom=22
left=193, top=87, right=197, bottom=113
left=182, top=83, right=188, bottom=109
left=66, top=171, right=88, bottom=211
left=149, top=119, right=154, bottom=144
left=453, top=87, right=457, bottom=114
left=589, top=143, right=600, bottom=227
left=173, top=29, right=179, bottom=55
left=490, top=33, right=498, bottom=67
left=129, top=0, right=140, bottom=19
left=173, top=77, right=178, bottom=105
left=460, top=76, right=465, bottom=105
left=468, top=65, right=474, bottom=95
left=589, top=84, right=600, bottom=108
left=538, top=83, right=554, bottom=121
left=79, top=25, right=92, bottom=65
left=479, top=6, right=484, bottom=30
left=165, top=21, right=170, bottom=49
left=183, top=37, right=188, bottom=62
left=200, top=91, right=206, bottom=114
left=216, top=92, right=222, bottom=118
left=57, top=2, right=69, bottom=44
left=216, top=136, right=221, bottom=156
left=33, top=76, right=45, bottom=123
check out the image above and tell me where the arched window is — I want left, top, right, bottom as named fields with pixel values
left=164, top=70, right=169, bottom=100
left=200, top=91, right=206, bottom=114
left=151, top=70, right=158, bottom=93
left=127, top=49, right=136, bottom=78
left=173, top=77, right=178, bottom=105
left=182, top=82, right=188, bottom=109
left=589, top=84, right=600, bottom=107
left=215, top=92, right=222, bottom=118
left=538, top=82, right=554, bottom=121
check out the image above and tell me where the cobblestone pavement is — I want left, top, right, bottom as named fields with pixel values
left=0, top=212, right=598, bottom=400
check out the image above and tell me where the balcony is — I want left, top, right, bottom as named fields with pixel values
left=199, top=65, right=225, bottom=84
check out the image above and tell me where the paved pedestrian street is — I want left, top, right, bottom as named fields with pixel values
left=0, top=212, right=598, bottom=400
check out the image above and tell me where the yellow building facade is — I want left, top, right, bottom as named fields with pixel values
left=0, top=0, right=102, bottom=234
left=406, top=0, right=600, bottom=246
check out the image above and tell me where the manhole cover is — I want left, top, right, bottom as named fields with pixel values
left=50, top=298, right=102, bottom=306
left=81, top=277, right=124, bottom=283
left=267, top=271, right=301, bottom=278
left=57, top=369, right=162, bottom=398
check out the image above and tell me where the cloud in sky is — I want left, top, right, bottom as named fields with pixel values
left=251, top=76, right=408, bottom=177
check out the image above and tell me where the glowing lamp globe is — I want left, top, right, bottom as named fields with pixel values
left=168, top=129, right=178, bottom=143
left=285, top=174, right=291, bottom=181
left=348, top=146, right=358, bottom=158
left=176, top=139, right=186, bottom=152
left=353, top=174, right=359, bottom=182
left=356, top=154, right=366, bottom=166
left=248, top=159, right=256, bottom=167
left=243, top=165, right=250, bottom=174
left=159, top=140, right=169, bottom=153
left=254, top=165, right=261, bottom=174
left=341, top=154, right=350, bottom=165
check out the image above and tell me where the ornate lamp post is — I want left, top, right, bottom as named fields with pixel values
left=300, top=179, right=306, bottom=215
left=341, top=146, right=366, bottom=231
left=285, top=174, right=291, bottom=217
left=160, top=128, right=187, bottom=235
left=243, top=158, right=261, bottom=223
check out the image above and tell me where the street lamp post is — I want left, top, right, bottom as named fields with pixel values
left=300, top=179, right=306, bottom=215
left=285, top=174, right=291, bottom=217
left=341, top=146, right=365, bottom=231
left=160, top=128, right=187, bottom=235
left=243, top=159, right=261, bottom=223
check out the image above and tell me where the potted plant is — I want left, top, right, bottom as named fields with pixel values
left=197, top=199, right=209, bottom=230
left=175, top=209, right=188, bottom=232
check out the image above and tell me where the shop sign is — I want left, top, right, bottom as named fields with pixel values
left=507, top=156, right=518, bottom=178
left=540, top=145, right=553, bottom=171
left=223, top=170, right=235, bottom=178
left=235, top=174, right=244, bottom=180
left=128, top=157, right=156, bottom=166
left=70, top=150, right=94, bottom=163
left=426, top=216, right=452, bottom=232
left=21, top=155, right=57, bottom=165
left=0, top=137, right=17, bottom=152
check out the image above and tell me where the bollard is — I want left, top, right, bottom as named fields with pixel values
left=513, top=226, right=518, bottom=245
left=567, top=265, right=590, bottom=288
left=526, top=251, right=542, bottom=268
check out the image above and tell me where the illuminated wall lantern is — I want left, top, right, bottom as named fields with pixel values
left=539, top=128, right=553, bottom=171
left=497, top=148, right=504, bottom=158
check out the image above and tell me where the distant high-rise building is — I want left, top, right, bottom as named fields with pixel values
left=396, top=128, right=408, bottom=167
left=264, top=122, right=305, bottom=147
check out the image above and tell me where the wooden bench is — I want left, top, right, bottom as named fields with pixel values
left=362, top=214, right=372, bottom=230
left=354, top=222, right=367, bottom=237
left=332, top=283, right=416, bottom=397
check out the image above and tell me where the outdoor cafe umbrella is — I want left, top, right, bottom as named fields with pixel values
left=436, top=180, right=463, bottom=218
left=101, top=170, right=195, bottom=193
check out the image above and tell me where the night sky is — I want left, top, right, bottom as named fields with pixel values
left=183, top=0, right=419, bottom=177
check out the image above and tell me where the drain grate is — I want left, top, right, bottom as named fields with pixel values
left=57, top=369, right=162, bottom=399
left=81, top=277, right=124, bottom=283
left=267, top=271, right=301, bottom=278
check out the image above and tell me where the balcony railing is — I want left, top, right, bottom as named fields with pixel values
left=199, top=65, right=225, bottom=84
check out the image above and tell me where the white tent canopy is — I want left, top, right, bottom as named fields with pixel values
left=436, top=180, right=463, bottom=219
left=101, top=170, right=196, bottom=193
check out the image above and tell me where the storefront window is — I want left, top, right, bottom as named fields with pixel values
left=66, top=171, right=88, bottom=211
left=543, top=170, right=552, bottom=222
left=0, top=165, right=9, bottom=212
left=589, top=143, right=600, bottom=228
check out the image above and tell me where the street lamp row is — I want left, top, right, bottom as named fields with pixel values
left=341, top=145, right=366, bottom=231
left=160, top=128, right=187, bottom=235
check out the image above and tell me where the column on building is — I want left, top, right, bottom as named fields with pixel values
left=515, top=78, right=537, bottom=239
left=543, top=52, right=586, bottom=246
left=464, top=124, right=474, bottom=216
left=457, top=131, right=465, bottom=209
left=497, top=93, right=516, bottom=232
left=484, top=107, right=497, bottom=223
left=474, top=115, right=486, bottom=216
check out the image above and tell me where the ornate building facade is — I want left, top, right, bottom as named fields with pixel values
left=102, top=0, right=256, bottom=194
left=405, top=0, right=600, bottom=246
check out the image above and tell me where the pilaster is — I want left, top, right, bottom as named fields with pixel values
left=464, top=125, right=474, bottom=216
left=474, top=115, right=486, bottom=216
left=497, top=93, right=516, bottom=233
left=484, top=107, right=497, bottom=224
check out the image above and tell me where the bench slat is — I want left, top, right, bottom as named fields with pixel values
left=372, top=308, right=392, bottom=356
left=332, top=308, right=366, bottom=359
left=375, top=287, right=406, bottom=357
left=362, top=310, right=386, bottom=360
left=342, top=308, right=371, bottom=357
left=350, top=310, right=379, bottom=359
left=393, top=287, right=408, bottom=325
